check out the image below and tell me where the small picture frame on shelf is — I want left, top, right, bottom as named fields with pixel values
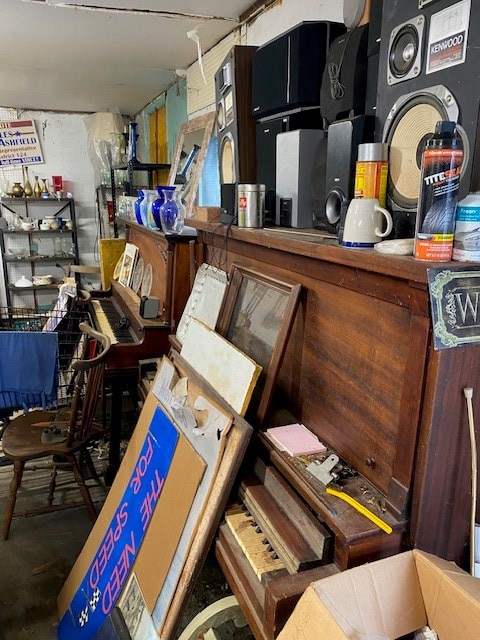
left=118, top=242, right=138, bottom=288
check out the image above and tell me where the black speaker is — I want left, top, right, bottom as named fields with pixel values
left=367, top=0, right=384, bottom=57
left=252, top=21, right=346, bottom=120
left=376, top=0, right=480, bottom=238
left=256, top=109, right=323, bottom=226
left=320, top=24, right=370, bottom=126
left=220, top=183, right=237, bottom=225
left=319, top=115, right=374, bottom=234
left=215, top=45, right=257, bottom=185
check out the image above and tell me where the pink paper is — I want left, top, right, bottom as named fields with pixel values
left=266, top=423, right=326, bottom=456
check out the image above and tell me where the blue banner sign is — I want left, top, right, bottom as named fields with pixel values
left=57, top=407, right=179, bottom=639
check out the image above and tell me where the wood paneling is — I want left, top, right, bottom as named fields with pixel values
left=192, top=221, right=480, bottom=569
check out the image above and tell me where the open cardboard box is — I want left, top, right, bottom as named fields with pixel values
left=278, top=549, right=480, bottom=640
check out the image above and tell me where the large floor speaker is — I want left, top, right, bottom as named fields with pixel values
left=215, top=45, right=257, bottom=185
left=276, top=129, right=326, bottom=228
left=376, top=0, right=480, bottom=238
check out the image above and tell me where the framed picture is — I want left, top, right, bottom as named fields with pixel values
left=167, top=112, right=216, bottom=218
left=118, top=242, right=139, bottom=288
left=216, top=265, right=301, bottom=425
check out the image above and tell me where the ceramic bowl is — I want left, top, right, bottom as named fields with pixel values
left=15, top=276, right=33, bottom=287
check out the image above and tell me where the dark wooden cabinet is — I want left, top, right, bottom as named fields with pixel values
left=124, top=219, right=196, bottom=333
left=191, top=221, right=479, bottom=571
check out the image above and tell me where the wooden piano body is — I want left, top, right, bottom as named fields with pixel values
left=91, top=220, right=197, bottom=480
left=190, top=220, right=480, bottom=639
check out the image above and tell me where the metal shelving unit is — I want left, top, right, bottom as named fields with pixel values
left=0, top=197, right=79, bottom=310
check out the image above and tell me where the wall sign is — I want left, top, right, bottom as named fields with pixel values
left=428, top=266, right=480, bottom=349
left=57, top=407, right=179, bottom=640
left=0, top=119, right=44, bottom=166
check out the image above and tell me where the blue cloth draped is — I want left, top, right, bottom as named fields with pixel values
left=0, top=331, right=59, bottom=410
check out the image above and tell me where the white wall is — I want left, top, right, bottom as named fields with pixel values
left=244, top=0, right=343, bottom=45
left=185, top=0, right=344, bottom=115
left=0, top=108, right=99, bottom=264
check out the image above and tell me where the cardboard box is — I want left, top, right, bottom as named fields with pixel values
left=278, top=550, right=480, bottom=640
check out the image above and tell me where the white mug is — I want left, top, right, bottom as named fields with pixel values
left=342, top=198, right=393, bottom=248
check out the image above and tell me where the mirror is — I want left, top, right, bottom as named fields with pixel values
left=167, top=112, right=215, bottom=218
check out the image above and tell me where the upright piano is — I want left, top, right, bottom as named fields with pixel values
left=190, top=219, right=480, bottom=640
left=91, top=220, right=197, bottom=481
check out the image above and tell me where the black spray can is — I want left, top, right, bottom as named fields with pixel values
left=414, top=120, right=463, bottom=261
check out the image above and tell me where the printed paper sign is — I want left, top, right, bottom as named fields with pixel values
left=0, top=119, right=44, bottom=165
left=57, top=407, right=179, bottom=639
left=427, top=0, right=471, bottom=74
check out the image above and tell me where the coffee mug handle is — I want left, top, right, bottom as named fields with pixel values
left=374, top=203, right=393, bottom=238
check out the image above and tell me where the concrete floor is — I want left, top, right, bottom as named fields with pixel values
left=0, top=452, right=108, bottom=640
left=0, top=451, right=249, bottom=640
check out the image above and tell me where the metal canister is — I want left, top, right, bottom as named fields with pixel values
left=237, top=184, right=265, bottom=228
left=452, top=192, right=480, bottom=262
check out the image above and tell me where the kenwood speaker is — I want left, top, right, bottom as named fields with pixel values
left=322, top=115, right=374, bottom=235
left=256, top=108, right=323, bottom=226
left=376, top=0, right=480, bottom=238
left=276, top=129, right=326, bottom=227
left=215, top=45, right=257, bottom=185
left=320, top=24, right=370, bottom=126
left=252, top=21, right=346, bottom=120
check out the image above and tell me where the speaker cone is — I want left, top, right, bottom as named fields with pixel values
left=387, top=15, right=425, bottom=86
left=383, top=85, right=459, bottom=210
left=220, top=132, right=235, bottom=183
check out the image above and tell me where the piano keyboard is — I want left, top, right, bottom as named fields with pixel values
left=225, top=506, right=286, bottom=581
left=91, top=299, right=135, bottom=345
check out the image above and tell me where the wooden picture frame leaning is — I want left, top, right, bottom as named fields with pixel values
left=216, top=264, right=302, bottom=426
left=167, top=112, right=216, bottom=219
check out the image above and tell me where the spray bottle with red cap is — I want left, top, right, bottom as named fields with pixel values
left=414, top=120, right=463, bottom=261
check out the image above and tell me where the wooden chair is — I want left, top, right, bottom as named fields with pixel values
left=1, top=322, right=111, bottom=540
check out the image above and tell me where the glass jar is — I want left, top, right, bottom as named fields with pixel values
left=53, top=237, right=63, bottom=257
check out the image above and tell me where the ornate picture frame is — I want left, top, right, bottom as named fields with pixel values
left=216, top=264, right=302, bottom=425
